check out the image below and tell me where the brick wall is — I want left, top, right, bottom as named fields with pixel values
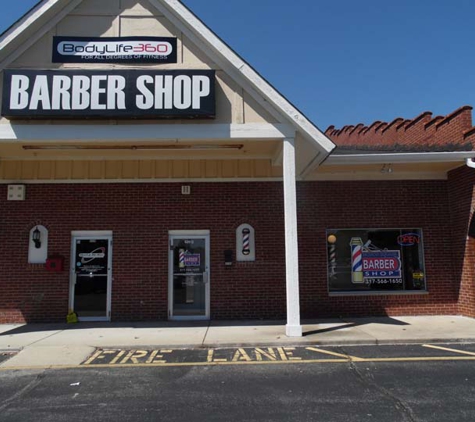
left=0, top=180, right=462, bottom=323
left=0, top=183, right=287, bottom=323
left=298, top=180, right=458, bottom=318
left=448, top=166, right=475, bottom=318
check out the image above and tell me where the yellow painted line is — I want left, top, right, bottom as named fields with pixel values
left=422, top=344, right=475, bottom=357
left=82, top=350, right=105, bottom=366
left=306, top=347, right=364, bottom=361
left=1, top=355, right=475, bottom=372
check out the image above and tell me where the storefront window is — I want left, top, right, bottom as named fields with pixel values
left=327, top=229, right=426, bottom=293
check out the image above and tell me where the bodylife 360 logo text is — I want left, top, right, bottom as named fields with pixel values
left=53, top=37, right=178, bottom=64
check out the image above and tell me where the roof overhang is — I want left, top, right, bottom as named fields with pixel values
left=0, top=0, right=336, bottom=177
left=325, top=151, right=475, bottom=165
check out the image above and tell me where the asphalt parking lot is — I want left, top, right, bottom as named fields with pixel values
left=81, top=342, right=475, bottom=368
left=1, top=344, right=475, bottom=422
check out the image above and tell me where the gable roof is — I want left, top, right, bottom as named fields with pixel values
left=0, top=0, right=336, bottom=171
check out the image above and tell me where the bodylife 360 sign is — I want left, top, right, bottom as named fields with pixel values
left=53, top=37, right=178, bottom=64
left=2, top=70, right=215, bottom=119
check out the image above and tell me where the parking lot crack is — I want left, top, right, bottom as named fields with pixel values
left=346, top=356, right=420, bottom=422
left=0, top=372, right=46, bottom=412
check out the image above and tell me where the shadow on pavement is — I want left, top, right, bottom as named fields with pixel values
left=0, top=317, right=410, bottom=338
left=302, top=317, right=410, bottom=337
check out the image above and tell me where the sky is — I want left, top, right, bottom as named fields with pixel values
left=1, top=0, right=475, bottom=130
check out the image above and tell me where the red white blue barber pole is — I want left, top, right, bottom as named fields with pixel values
left=242, top=228, right=251, bottom=256
left=179, top=249, right=185, bottom=269
left=350, top=237, right=364, bottom=283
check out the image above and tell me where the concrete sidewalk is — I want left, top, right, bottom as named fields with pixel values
left=1, top=315, right=475, bottom=368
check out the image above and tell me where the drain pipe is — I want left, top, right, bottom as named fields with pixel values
left=467, top=158, right=475, bottom=168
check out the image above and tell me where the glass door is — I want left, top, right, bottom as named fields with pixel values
left=169, top=234, right=210, bottom=320
left=71, top=236, right=112, bottom=321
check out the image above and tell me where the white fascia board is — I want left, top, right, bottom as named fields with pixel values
left=0, top=0, right=61, bottom=49
left=325, top=151, right=475, bottom=165
left=148, top=0, right=335, bottom=158
left=0, top=123, right=292, bottom=142
left=0, top=0, right=84, bottom=69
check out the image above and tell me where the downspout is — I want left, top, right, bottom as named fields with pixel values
left=466, top=158, right=475, bottom=168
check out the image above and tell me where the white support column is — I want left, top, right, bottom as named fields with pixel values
left=283, top=137, right=303, bottom=337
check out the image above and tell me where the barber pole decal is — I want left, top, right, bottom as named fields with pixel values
left=242, top=228, right=251, bottom=256
left=329, top=244, right=336, bottom=276
left=236, top=224, right=255, bottom=262
left=179, top=249, right=185, bottom=269
left=350, top=238, right=364, bottom=284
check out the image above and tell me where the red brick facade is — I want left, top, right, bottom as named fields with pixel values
left=1, top=178, right=471, bottom=323
left=448, top=166, right=475, bottom=318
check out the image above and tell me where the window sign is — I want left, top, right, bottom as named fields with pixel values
left=75, top=239, right=109, bottom=276
left=327, top=229, right=426, bottom=292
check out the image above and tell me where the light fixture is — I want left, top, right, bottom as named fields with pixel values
left=380, top=164, right=393, bottom=174
left=23, top=144, right=244, bottom=151
left=32, top=226, right=41, bottom=249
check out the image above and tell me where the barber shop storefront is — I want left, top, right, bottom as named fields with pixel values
left=1, top=0, right=475, bottom=336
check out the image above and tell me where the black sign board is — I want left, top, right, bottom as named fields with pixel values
left=2, top=69, right=216, bottom=119
left=53, top=36, right=178, bottom=64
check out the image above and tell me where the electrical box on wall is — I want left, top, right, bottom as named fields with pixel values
left=224, top=250, right=233, bottom=266
left=46, top=256, right=64, bottom=272
left=8, top=185, right=26, bottom=201
left=182, top=186, right=191, bottom=195
left=236, top=224, right=256, bottom=262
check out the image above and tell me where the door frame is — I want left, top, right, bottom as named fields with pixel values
left=168, top=230, right=210, bottom=321
left=69, top=231, right=113, bottom=322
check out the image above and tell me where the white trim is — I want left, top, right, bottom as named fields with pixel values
left=305, top=172, right=449, bottom=181
left=69, top=232, right=113, bottom=322
left=299, top=151, right=323, bottom=180
left=169, top=230, right=210, bottom=236
left=1, top=154, right=277, bottom=162
left=0, top=0, right=335, bottom=174
left=0, top=0, right=84, bottom=69
left=283, top=137, right=302, bottom=337
left=0, top=178, right=283, bottom=185
left=168, top=231, right=210, bottom=321
left=326, top=151, right=475, bottom=165
left=0, top=0, right=62, bottom=49
left=71, top=230, right=112, bottom=236
left=147, top=0, right=335, bottom=160
left=0, top=123, right=294, bottom=142
left=0, top=173, right=451, bottom=184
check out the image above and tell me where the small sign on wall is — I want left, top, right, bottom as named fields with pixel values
left=236, top=224, right=255, bottom=262
left=52, top=37, right=178, bottom=64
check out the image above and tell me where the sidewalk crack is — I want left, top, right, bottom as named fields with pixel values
left=25, top=328, right=69, bottom=348
left=201, top=321, right=211, bottom=348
